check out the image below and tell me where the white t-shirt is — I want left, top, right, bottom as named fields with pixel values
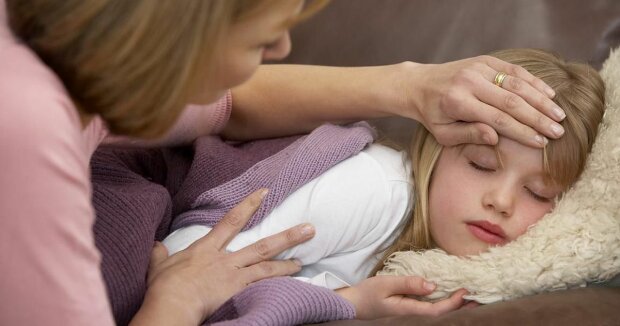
left=163, top=143, right=413, bottom=289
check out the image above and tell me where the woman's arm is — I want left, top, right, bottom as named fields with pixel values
left=223, top=58, right=565, bottom=148
left=0, top=94, right=114, bottom=325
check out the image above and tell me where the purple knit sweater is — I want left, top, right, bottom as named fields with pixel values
left=91, top=123, right=375, bottom=325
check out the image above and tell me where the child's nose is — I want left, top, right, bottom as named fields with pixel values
left=482, top=185, right=515, bottom=217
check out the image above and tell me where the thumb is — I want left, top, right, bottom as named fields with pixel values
left=434, top=122, right=498, bottom=146
left=148, top=241, right=169, bottom=276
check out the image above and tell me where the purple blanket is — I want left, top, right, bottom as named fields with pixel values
left=91, top=123, right=375, bottom=325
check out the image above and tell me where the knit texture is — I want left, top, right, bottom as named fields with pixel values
left=91, top=122, right=374, bottom=325
left=207, top=277, right=356, bottom=325
left=173, top=122, right=377, bottom=230
left=379, top=49, right=620, bottom=304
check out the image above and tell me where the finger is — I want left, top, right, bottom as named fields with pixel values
left=453, top=96, right=548, bottom=148
left=432, top=121, right=498, bottom=147
left=465, top=62, right=564, bottom=137
left=471, top=65, right=565, bottom=138
left=147, top=241, right=169, bottom=283
left=392, top=288, right=468, bottom=316
left=495, top=74, right=565, bottom=123
left=461, top=301, right=481, bottom=309
left=475, top=77, right=564, bottom=139
left=149, top=241, right=169, bottom=269
left=425, top=289, right=469, bottom=315
left=386, top=289, right=467, bottom=316
left=391, top=288, right=468, bottom=317
left=231, top=223, right=315, bottom=267
left=482, top=55, right=557, bottom=99
left=475, top=63, right=566, bottom=123
left=240, top=260, right=302, bottom=284
left=195, top=188, right=268, bottom=251
left=377, top=275, right=437, bottom=297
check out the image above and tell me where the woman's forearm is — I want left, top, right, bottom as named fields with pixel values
left=221, top=63, right=420, bottom=140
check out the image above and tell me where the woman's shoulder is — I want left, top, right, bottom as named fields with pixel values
left=0, top=37, right=91, bottom=154
left=0, top=37, right=95, bottom=186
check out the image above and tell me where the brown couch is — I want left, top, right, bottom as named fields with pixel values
left=280, top=1, right=620, bottom=325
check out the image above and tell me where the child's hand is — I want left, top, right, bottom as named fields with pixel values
left=335, top=275, right=468, bottom=320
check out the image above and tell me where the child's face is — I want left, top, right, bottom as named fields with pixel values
left=428, top=137, right=564, bottom=256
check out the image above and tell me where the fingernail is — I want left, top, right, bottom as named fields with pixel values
left=423, top=281, right=436, bottom=291
left=545, top=86, right=555, bottom=98
left=259, top=188, right=269, bottom=199
left=300, top=224, right=315, bottom=236
left=550, top=124, right=564, bottom=137
left=482, top=133, right=492, bottom=145
left=535, top=134, right=548, bottom=146
left=553, top=106, right=566, bottom=120
left=292, top=259, right=303, bottom=266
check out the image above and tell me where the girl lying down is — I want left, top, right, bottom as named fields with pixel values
left=163, top=48, right=605, bottom=318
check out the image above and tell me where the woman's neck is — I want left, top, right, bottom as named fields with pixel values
left=79, top=112, right=94, bottom=129
left=74, top=100, right=94, bottom=129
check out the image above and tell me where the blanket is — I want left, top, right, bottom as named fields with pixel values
left=379, top=49, right=620, bottom=304
left=91, top=122, right=375, bottom=325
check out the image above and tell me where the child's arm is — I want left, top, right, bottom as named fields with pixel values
left=335, top=275, right=470, bottom=319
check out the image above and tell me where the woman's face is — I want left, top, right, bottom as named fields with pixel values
left=192, top=0, right=304, bottom=104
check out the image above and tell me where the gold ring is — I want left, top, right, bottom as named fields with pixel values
left=494, top=71, right=508, bottom=88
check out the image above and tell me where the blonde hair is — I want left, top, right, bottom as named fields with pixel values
left=6, top=0, right=328, bottom=138
left=371, top=48, right=605, bottom=276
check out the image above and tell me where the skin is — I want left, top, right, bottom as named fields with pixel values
left=191, top=0, right=302, bottom=105
left=429, top=137, right=564, bottom=256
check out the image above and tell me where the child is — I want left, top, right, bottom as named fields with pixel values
left=163, top=48, right=605, bottom=313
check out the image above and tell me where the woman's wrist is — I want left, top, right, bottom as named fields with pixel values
left=379, top=61, right=426, bottom=122
left=130, top=291, right=203, bottom=326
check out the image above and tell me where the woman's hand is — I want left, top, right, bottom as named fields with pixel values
left=398, top=55, right=566, bottom=148
left=131, top=189, right=315, bottom=326
left=336, top=275, right=469, bottom=320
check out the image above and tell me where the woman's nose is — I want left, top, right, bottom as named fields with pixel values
left=262, top=32, right=292, bottom=61
left=482, top=184, right=515, bottom=218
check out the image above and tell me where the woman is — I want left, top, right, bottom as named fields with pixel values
left=0, top=0, right=566, bottom=325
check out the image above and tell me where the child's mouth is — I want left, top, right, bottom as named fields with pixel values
left=466, top=221, right=507, bottom=245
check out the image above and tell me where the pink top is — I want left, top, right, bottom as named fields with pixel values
left=0, top=2, right=232, bottom=324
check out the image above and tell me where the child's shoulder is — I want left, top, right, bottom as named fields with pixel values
left=359, top=143, right=411, bottom=184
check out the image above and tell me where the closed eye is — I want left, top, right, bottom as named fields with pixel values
left=468, top=161, right=495, bottom=173
left=525, top=187, right=551, bottom=203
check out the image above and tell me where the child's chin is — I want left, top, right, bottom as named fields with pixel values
left=445, top=244, right=491, bottom=257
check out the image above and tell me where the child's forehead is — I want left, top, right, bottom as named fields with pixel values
left=461, top=137, right=540, bottom=155
left=460, top=138, right=545, bottom=171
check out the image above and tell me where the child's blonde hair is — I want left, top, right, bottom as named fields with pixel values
left=6, top=0, right=328, bottom=138
left=371, top=48, right=605, bottom=276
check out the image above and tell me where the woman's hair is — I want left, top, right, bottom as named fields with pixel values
left=370, top=48, right=606, bottom=276
left=6, top=0, right=328, bottom=138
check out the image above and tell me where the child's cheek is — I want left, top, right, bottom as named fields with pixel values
left=513, top=201, right=554, bottom=237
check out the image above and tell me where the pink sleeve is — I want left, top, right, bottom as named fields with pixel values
left=102, top=91, right=233, bottom=147
left=0, top=40, right=114, bottom=325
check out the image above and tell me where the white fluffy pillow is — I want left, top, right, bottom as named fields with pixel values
left=379, top=49, right=620, bottom=304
